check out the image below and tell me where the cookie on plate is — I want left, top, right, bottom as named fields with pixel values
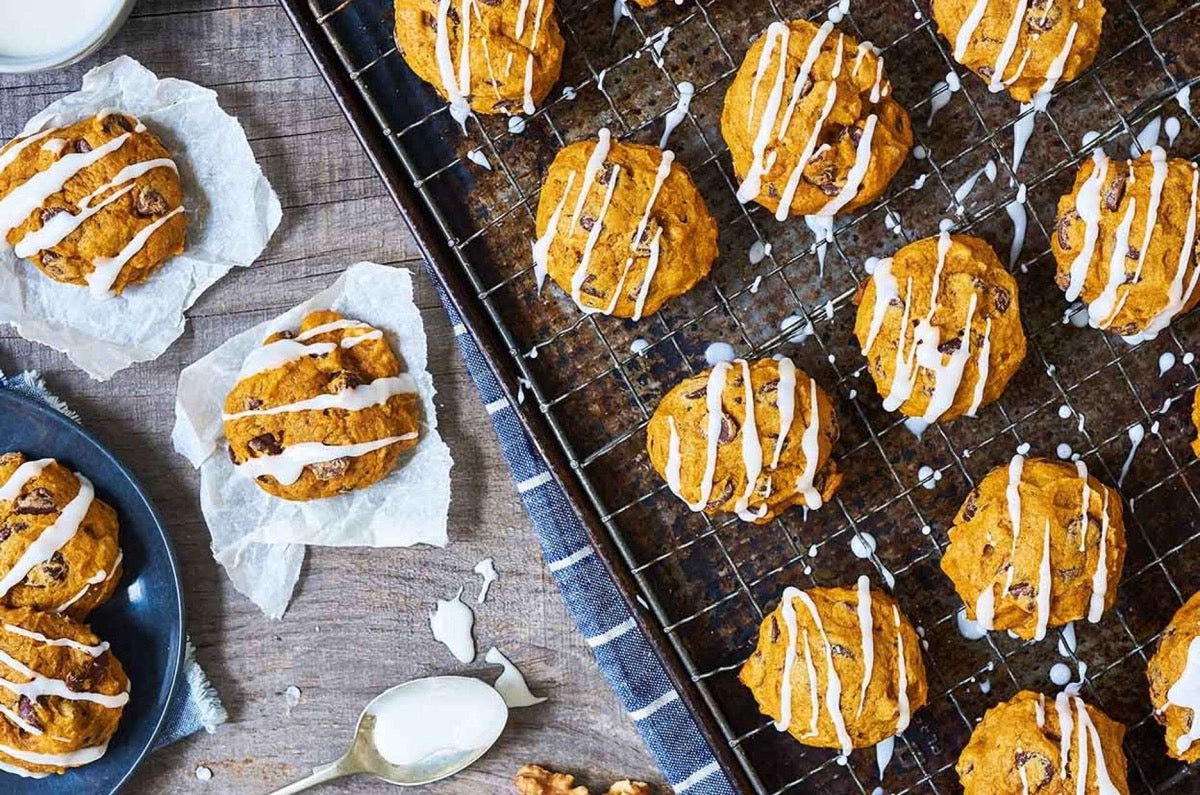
left=942, top=455, right=1126, bottom=640
left=0, top=453, right=122, bottom=619
left=534, top=130, right=718, bottom=319
left=393, top=0, right=564, bottom=118
left=740, top=579, right=928, bottom=753
left=224, top=310, right=421, bottom=501
left=932, top=0, right=1106, bottom=102
left=646, top=356, right=842, bottom=523
left=956, top=690, right=1128, bottom=795
left=0, top=607, right=129, bottom=778
left=0, top=112, right=186, bottom=297
left=721, top=18, right=912, bottom=219
left=1052, top=147, right=1200, bottom=340
left=1147, top=589, right=1200, bottom=762
left=853, top=233, right=1026, bottom=425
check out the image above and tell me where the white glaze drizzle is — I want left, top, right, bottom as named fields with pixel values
left=665, top=416, right=684, bottom=499
left=1064, top=149, right=1111, bottom=302
left=854, top=575, right=874, bottom=719
left=1140, top=162, right=1200, bottom=338
left=736, top=22, right=798, bottom=205
left=519, top=0, right=549, bottom=115
left=733, top=360, right=766, bottom=522
left=0, top=474, right=94, bottom=598
left=237, top=328, right=381, bottom=379
left=1055, top=690, right=1074, bottom=779
left=967, top=317, right=993, bottom=417
left=0, top=127, right=59, bottom=175
left=1087, top=490, right=1111, bottom=623
left=796, top=589, right=853, bottom=755
left=233, top=435, right=417, bottom=485
left=772, top=357, right=796, bottom=469
left=0, top=741, right=110, bottom=770
left=13, top=158, right=177, bottom=258
left=775, top=30, right=844, bottom=221
left=0, top=701, right=42, bottom=735
left=975, top=582, right=996, bottom=630
left=797, top=377, right=825, bottom=510
left=434, top=0, right=473, bottom=128
left=0, top=459, right=53, bottom=503
left=293, top=319, right=372, bottom=341
left=776, top=586, right=802, bottom=732
left=1003, top=455, right=1026, bottom=594
left=531, top=170, right=575, bottom=292
left=0, top=133, right=132, bottom=235
left=893, top=604, right=911, bottom=733
left=0, top=647, right=127, bottom=708
left=569, top=144, right=621, bottom=311
left=1075, top=695, right=1122, bottom=795
left=1034, top=518, right=1052, bottom=641
left=1, top=624, right=108, bottom=658
left=1076, top=460, right=1091, bottom=553
left=85, top=204, right=186, bottom=296
left=55, top=549, right=122, bottom=615
left=222, top=375, right=417, bottom=420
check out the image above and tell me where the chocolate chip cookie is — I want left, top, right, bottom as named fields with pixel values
left=646, top=356, right=842, bottom=523
left=721, top=18, right=912, bottom=218
left=224, top=310, right=422, bottom=501
left=0, top=453, right=121, bottom=620
left=534, top=130, right=718, bottom=319
left=0, top=112, right=186, bottom=296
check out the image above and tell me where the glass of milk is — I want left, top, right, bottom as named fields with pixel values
left=0, top=0, right=136, bottom=74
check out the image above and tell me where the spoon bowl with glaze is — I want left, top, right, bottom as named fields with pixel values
left=266, top=676, right=509, bottom=793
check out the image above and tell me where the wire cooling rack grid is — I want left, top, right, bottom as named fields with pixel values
left=294, top=0, right=1200, bottom=791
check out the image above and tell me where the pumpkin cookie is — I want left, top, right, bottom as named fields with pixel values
left=740, top=579, right=928, bottom=753
left=0, top=607, right=129, bottom=778
left=224, top=310, right=421, bottom=502
left=646, top=356, right=841, bottom=523
left=721, top=18, right=912, bottom=219
left=394, top=0, right=564, bottom=119
left=956, top=690, right=1128, bottom=795
left=1147, top=590, right=1200, bottom=762
left=534, top=130, right=718, bottom=319
left=942, top=456, right=1126, bottom=641
left=853, top=233, right=1026, bottom=425
left=1052, top=147, right=1200, bottom=340
left=0, top=112, right=186, bottom=296
left=932, top=0, right=1106, bottom=103
left=0, top=454, right=122, bottom=619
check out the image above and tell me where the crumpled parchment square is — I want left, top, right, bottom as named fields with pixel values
left=0, top=55, right=281, bottom=380
left=172, top=263, right=453, bottom=618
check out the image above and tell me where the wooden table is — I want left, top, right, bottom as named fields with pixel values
left=0, top=1, right=663, bottom=791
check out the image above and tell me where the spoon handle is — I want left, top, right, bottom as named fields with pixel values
left=266, top=756, right=358, bottom=795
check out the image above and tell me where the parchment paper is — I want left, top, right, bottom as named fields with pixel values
left=172, top=263, right=453, bottom=618
left=0, top=56, right=281, bottom=380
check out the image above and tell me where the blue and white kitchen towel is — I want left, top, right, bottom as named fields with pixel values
left=0, top=369, right=227, bottom=748
left=435, top=290, right=737, bottom=795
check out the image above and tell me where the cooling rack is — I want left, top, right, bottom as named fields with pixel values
left=279, top=0, right=1200, bottom=791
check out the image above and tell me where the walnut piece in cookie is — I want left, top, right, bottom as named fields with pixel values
left=646, top=356, right=842, bottom=524
left=393, top=0, right=565, bottom=118
left=932, top=0, right=1106, bottom=103
left=534, top=130, right=718, bottom=320
left=0, top=453, right=122, bottom=619
left=1052, top=148, right=1200, bottom=340
left=853, top=232, right=1026, bottom=424
left=941, top=456, right=1126, bottom=641
left=514, top=765, right=654, bottom=795
left=0, top=112, right=186, bottom=296
left=223, top=310, right=421, bottom=501
left=721, top=18, right=912, bottom=218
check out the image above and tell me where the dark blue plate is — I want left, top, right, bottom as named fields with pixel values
left=0, top=389, right=184, bottom=794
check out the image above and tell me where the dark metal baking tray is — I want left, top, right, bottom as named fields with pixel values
left=279, top=0, right=1200, bottom=791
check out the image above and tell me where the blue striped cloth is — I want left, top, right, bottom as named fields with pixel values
left=435, top=287, right=736, bottom=794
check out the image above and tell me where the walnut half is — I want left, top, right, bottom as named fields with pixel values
left=514, top=765, right=655, bottom=795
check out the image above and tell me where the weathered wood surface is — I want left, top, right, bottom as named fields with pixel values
left=0, top=1, right=662, bottom=791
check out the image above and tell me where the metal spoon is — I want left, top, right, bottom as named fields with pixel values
left=267, top=676, right=509, bottom=793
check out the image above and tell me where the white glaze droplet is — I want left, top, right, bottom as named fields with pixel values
left=430, top=588, right=476, bottom=663
left=486, top=646, right=547, bottom=707
left=474, top=558, right=498, bottom=603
